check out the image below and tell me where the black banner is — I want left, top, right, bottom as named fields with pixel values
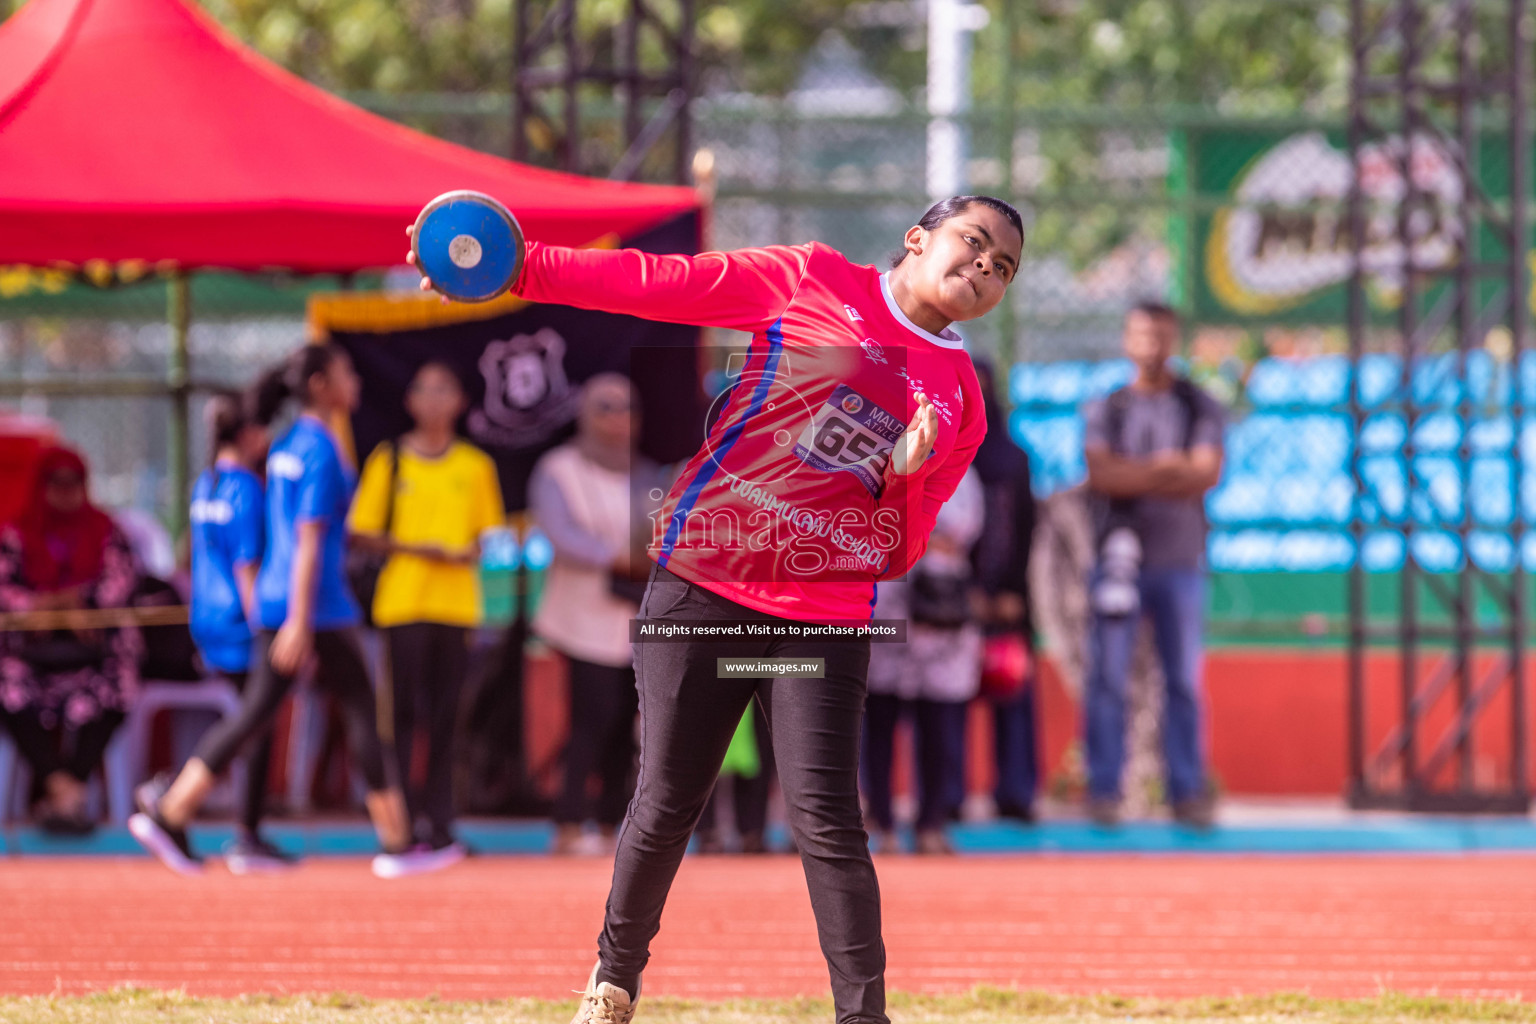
left=332, top=212, right=705, bottom=510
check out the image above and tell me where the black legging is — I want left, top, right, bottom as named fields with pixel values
left=220, top=670, right=274, bottom=835
left=554, top=653, right=638, bottom=828
left=194, top=629, right=387, bottom=792
left=384, top=623, right=468, bottom=844
left=0, top=707, right=125, bottom=785
left=597, top=565, right=885, bottom=1024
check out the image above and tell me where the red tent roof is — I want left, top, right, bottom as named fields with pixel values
left=0, top=0, right=701, bottom=272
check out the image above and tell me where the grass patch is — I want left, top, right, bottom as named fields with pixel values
left=0, top=988, right=1530, bottom=1024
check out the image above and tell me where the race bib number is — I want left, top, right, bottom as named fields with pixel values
left=793, top=384, right=905, bottom=496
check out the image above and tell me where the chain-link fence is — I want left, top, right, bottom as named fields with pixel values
left=0, top=262, right=379, bottom=533
left=0, top=312, right=307, bottom=530
left=341, top=90, right=1182, bottom=362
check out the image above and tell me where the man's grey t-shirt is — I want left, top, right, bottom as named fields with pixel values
left=1082, top=383, right=1225, bottom=570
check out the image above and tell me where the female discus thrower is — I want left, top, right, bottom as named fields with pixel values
left=412, top=194, right=1023, bottom=1024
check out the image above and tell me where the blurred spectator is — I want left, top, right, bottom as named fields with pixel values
left=131, top=345, right=411, bottom=877
left=186, top=387, right=288, bottom=872
left=349, top=362, right=506, bottom=869
left=695, top=701, right=774, bottom=854
left=530, top=374, right=657, bottom=855
left=1081, top=302, right=1225, bottom=827
left=862, top=466, right=985, bottom=855
left=970, top=359, right=1040, bottom=823
left=0, top=445, right=143, bottom=833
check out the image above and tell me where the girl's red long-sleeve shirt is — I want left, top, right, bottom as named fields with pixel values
left=515, top=240, right=987, bottom=624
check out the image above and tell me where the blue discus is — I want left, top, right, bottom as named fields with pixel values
left=411, top=190, right=525, bottom=303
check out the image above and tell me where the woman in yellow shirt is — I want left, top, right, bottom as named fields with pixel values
left=349, top=362, right=505, bottom=874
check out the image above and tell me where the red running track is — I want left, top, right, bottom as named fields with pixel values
left=1, top=855, right=1533, bottom=1002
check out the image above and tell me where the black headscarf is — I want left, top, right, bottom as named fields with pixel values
left=971, top=358, right=1031, bottom=485
left=968, top=357, right=1037, bottom=639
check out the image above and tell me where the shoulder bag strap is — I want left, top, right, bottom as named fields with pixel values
left=382, top=440, right=401, bottom=541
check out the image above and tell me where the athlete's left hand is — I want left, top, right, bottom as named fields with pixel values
left=891, top=391, right=938, bottom=476
left=405, top=224, right=451, bottom=304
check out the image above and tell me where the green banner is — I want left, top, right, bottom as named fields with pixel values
left=1176, top=126, right=1532, bottom=325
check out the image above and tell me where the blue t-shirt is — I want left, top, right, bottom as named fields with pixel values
left=189, top=461, right=264, bottom=673
left=256, top=415, right=360, bottom=631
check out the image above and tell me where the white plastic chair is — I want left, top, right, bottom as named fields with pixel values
left=285, top=679, right=370, bottom=813
left=0, top=731, right=21, bottom=822
left=285, top=629, right=386, bottom=813
left=285, top=682, right=325, bottom=814
left=0, top=680, right=248, bottom=826
left=105, top=678, right=247, bottom=824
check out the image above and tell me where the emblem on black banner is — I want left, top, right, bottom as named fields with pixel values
left=469, top=327, right=580, bottom=449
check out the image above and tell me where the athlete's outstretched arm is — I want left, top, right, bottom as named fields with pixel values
left=408, top=226, right=811, bottom=335
left=515, top=243, right=812, bottom=335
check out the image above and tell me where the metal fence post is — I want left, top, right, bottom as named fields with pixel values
left=167, top=271, right=191, bottom=542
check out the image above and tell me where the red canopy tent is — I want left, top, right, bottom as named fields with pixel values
left=0, top=0, right=702, bottom=271
left=0, top=0, right=703, bottom=533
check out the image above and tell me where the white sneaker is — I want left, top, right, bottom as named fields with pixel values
left=570, top=962, right=638, bottom=1024
left=372, top=841, right=467, bottom=879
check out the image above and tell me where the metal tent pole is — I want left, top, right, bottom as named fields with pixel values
left=167, top=271, right=191, bottom=542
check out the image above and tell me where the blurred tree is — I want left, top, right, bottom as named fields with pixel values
left=186, top=0, right=917, bottom=176
left=188, top=0, right=897, bottom=97
left=969, top=0, right=1349, bottom=269
left=699, top=0, right=923, bottom=96
left=0, top=0, right=1348, bottom=109
left=975, top=0, right=1349, bottom=116
left=0, top=0, right=881, bottom=95
left=0, top=0, right=1354, bottom=261
left=200, top=0, right=509, bottom=93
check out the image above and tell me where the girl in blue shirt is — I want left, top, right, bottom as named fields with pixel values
left=131, top=345, right=411, bottom=874
left=185, top=387, right=294, bottom=872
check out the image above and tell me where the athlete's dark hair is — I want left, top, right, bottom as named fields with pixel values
left=410, top=360, right=465, bottom=392
left=205, top=391, right=250, bottom=466
left=207, top=369, right=290, bottom=467
left=250, top=344, right=346, bottom=418
left=1129, top=299, right=1179, bottom=323
left=890, top=195, right=1025, bottom=269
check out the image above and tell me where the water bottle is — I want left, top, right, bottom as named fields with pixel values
left=521, top=526, right=554, bottom=622
left=1092, top=527, right=1142, bottom=617
left=479, top=526, right=519, bottom=627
